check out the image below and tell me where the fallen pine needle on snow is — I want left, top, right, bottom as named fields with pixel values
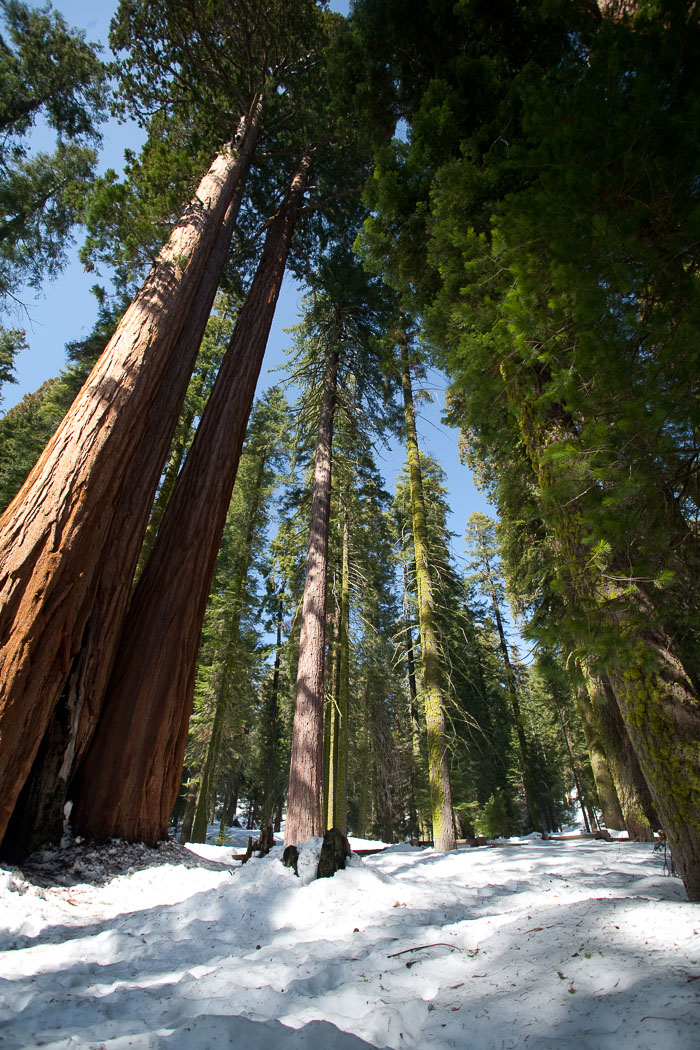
left=387, top=942, right=463, bottom=957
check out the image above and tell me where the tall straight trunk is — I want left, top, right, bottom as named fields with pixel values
left=190, top=686, right=227, bottom=844
left=285, top=346, right=339, bottom=845
left=0, top=119, right=258, bottom=848
left=399, top=332, right=455, bottom=852
left=322, top=623, right=336, bottom=828
left=324, top=613, right=340, bottom=829
left=335, top=505, right=350, bottom=835
left=72, top=156, right=311, bottom=845
left=401, top=550, right=421, bottom=761
left=401, top=543, right=422, bottom=837
left=356, top=684, right=372, bottom=839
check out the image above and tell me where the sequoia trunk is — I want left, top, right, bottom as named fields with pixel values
left=0, top=127, right=256, bottom=846
left=0, top=120, right=259, bottom=860
left=72, top=156, right=311, bottom=844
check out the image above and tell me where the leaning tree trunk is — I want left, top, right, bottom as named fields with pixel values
left=285, top=346, right=340, bottom=845
left=0, top=119, right=259, bottom=849
left=0, top=126, right=260, bottom=862
left=516, top=384, right=700, bottom=897
left=604, top=614, right=700, bottom=897
left=574, top=683, right=625, bottom=831
left=581, top=671, right=656, bottom=839
left=71, top=156, right=311, bottom=845
left=399, top=331, right=455, bottom=852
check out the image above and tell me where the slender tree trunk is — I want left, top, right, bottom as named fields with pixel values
left=356, top=700, right=371, bottom=839
left=323, top=602, right=340, bottom=829
left=335, top=505, right=350, bottom=834
left=72, top=155, right=311, bottom=845
left=574, top=684, right=625, bottom=830
left=557, top=706, right=591, bottom=832
left=400, top=544, right=422, bottom=837
left=399, top=332, right=455, bottom=851
left=191, top=696, right=226, bottom=844
left=285, top=345, right=339, bottom=845
left=179, top=776, right=198, bottom=845
left=401, top=550, right=421, bottom=761
left=0, top=112, right=261, bottom=852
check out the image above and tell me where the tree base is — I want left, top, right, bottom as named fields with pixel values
left=317, top=827, right=351, bottom=879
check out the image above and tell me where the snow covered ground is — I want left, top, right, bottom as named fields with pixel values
left=1, top=830, right=697, bottom=1049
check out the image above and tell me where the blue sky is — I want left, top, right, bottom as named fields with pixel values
left=3, top=0, right=498, bottom=581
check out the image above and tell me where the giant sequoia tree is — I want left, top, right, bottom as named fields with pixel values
left=398, top=329, right=455, bottom=851
left=0, top=142, right=247, bottom=849
left=0, top=0, right=333, bottom=855
left=72, top=156, right=312, bottom=845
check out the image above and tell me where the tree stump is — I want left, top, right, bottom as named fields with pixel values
left=255, top=821, right=275, bottom=856
left=317, top=827, right=351, bottom=879
left=282, top=844, right=299, bottom=875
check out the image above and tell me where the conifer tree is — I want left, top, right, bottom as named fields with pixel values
left=0, top=0, right=107, bottom=307
left=73, top=157, right=311, bottom=844
left=285, top=252, right=396, bottom=844
left=188, top=389, right=290, bottom=843
left=398, top=327, right=455, bottom=851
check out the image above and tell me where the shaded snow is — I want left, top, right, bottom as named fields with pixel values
left=0, top=835, right=697, bottom=1049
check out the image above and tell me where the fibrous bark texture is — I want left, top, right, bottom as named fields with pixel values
left=72, top=155, right=311, bottom=845
left=0, top=112, right=261, bottom=861
left=285, top=347, right=339, bottom=846
left=583, top=671, right=656, bottom=841
left=0, top=134, right=253, bottom=848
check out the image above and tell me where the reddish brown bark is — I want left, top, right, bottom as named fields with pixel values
left=285, top=346, right=339, bottom=846
left=0, top=118, right=261, bottom=861
left=72, top=156, right=312, bottom=845
left=0, top=132, right=254, bottom=846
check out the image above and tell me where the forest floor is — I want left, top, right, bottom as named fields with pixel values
left=0, top=825, right=698, bottom=1050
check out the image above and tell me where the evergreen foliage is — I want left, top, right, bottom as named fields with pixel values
left=3, top=0, right=700, bottom=897
left=0, top=0, right=107, bottom=306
